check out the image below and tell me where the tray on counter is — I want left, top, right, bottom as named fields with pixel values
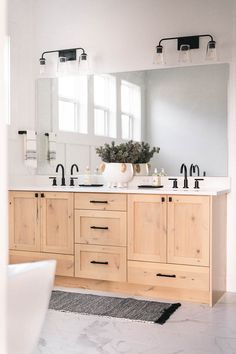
left=79, top=184, right=104, bottom=187
left=137, top=185, right=164, bottom=189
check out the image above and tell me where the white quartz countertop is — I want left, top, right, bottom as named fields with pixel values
left=8, top=185, right=230, bottom=196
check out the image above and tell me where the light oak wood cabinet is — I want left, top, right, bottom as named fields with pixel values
left=167, top=195, right=210, bottom=266
left=41, top=192, right=74, bottom=255
left=9, top=191, right=74, bottom=276
left=75, top=210, right=126, bottom=247
left=74, top=193, right=126, bottom=211
left=9, top=190, right=226, bottom=305
left=74, top=193, right=127, bottom=282
left=9, top=192, right=40, bottom=252
left=126, top=193, right=226, bottom=305
left=9, top=250, right=74, bottom=277
left=128, top=194, right=166, bottom=262
left=75, top=244, right=126, bottom=282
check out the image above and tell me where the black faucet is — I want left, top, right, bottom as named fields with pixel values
left=71, top=164, right=79, bottom=175
left=70, top=164, right=79, bottom=186
left=180, top=163, right=189, bottom=189
left=190, top=164, right=200, bottom=177
left=56, top=164, right=66, bottom=186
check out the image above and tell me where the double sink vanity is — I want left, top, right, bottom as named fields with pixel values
left=8, top=63, right=229, bottom=306
left=9, top=178, right=228, bottom=306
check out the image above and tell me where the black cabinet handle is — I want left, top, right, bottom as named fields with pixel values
left=41, top=193, right=45, bottom=198
left=169, top=197, right=172, bottom=202
left=90, top=226, right=109, bottom=230
left=161, top=197, right=165, bottom=203
left=35, top=193, right=38, bottom=198
left=156, top=273, right=176, bottom=278
left=90, top=261, right=109, bottom=265
left=90, top=200, right=108, bottom=204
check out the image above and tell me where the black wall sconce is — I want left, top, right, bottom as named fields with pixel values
left=39, top=47, right=88, bottom=75
left=154, top=34, right=217, bottom=65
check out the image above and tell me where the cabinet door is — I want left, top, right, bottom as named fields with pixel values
left=41, top=192, right=74, bottom=255
left=167, top=195, right=210, bottom=266
left=128, top=194, right=167, bottom=262
left=9, top=191, right=40, bottom=252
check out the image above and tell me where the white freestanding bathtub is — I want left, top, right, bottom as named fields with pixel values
left=8, top=260, right=56, bottom=354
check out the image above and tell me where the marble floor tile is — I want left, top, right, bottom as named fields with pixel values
left=34, top=288, right=236, bottom=354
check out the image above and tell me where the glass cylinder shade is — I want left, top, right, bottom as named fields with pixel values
left=57, top=56, right=68, bottom=75
left=39, top=58, right=46, bottom=75
left=153, top=46, right=164, bottom=65
left=206, top=40, right=217, bottom=61
left=78, top=54, right=89, bottom=75
left=179, top=44, right=191, bottom=63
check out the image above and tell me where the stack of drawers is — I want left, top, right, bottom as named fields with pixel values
left=74, top=193, right=127, bottom=282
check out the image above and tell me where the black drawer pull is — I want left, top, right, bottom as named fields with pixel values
left=90, top=226, right=109, bottom=230
left=156, top=273, right=176, bottom=278
left=90, top=200, right=108, bottom=204
left=90, top=261, right=109, bottom=265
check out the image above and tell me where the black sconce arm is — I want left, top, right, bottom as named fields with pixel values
left=40, top=47, right=86, bottom=61
left=157, top=34, right=215, bottom=50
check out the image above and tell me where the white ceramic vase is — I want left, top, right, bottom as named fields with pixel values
left=133, top=163, right=151, bottom=176
left=102, top=162, right=134, bottom=188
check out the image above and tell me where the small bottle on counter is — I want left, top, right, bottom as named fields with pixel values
left=159, top=168, right=167, bottom=176
left=152, top=168, right=161, bottom=186
left=84, top=166, right=92, bottom=185
left=93, top=167, right=100, bottom=184
left=157, top=168, right=167, bottom=186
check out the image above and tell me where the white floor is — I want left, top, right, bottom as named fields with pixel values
left=35, top=287, right=236, bottom=354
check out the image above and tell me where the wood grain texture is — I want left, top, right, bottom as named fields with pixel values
left=9, top=191, right=40, bottom=252
left=74, top=193, right=127, bottom=211
left=128, top=194, right=167, bottom=262
left=41, top=192, right=74, bottom=255
left=210, top=194, right=227, bottom=306
left=128, top=260, right=209, bottom=291
left=75, top=210, right=127, bottom=246
left=167, top=195, right=210, bottom=266
left=75, top=244, right=126, bottom=282
left=55, top=276, right=210, bottom=304
left=9, top=250, right=74, bottom=277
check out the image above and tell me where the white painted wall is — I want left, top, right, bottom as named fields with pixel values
left=0, top=0, right=8, bottom=351
left=8, top=0, right=236, bottom=291
left=226, top=1, right=236, bottom=293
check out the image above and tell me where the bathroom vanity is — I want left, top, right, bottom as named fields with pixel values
left=9, top=186, right=228, bottom=306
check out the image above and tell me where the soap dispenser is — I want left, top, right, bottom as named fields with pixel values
left=152, top=168, right=160, bottom=186
left=84, top=166, right=92, bottom=185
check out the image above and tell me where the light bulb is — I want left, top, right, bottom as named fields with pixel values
left=206, top=40, right=217, bottom=61
left=179, top=44, right=191, bottom=63
left=153, top=45, right=164, bottom=65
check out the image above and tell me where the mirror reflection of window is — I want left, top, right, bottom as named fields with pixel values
left=58, top=76, right=88, bottom=133
left=121, top=80, right=141, bottom=141
left=93, top=74, right=116, bottom=138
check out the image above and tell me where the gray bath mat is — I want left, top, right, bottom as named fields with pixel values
left=49, top=290, right=181, bottom=324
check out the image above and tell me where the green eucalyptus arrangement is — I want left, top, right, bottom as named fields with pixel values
left=96, top=141, right=160, bottom=164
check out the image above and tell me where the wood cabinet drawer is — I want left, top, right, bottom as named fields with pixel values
left=128, top=261, right=209, bottom=291
left=9, top=250, right=74, bottom=277
left=74, top=193, right=127, bottom=211
left=75, top=210, right=126, bottom=246
left=75, top=244, right=126, bottom=282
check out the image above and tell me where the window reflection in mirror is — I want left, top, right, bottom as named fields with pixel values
left=58, top=76, right=88, bottom=133
left=57, top=74, right=142, bottom=141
